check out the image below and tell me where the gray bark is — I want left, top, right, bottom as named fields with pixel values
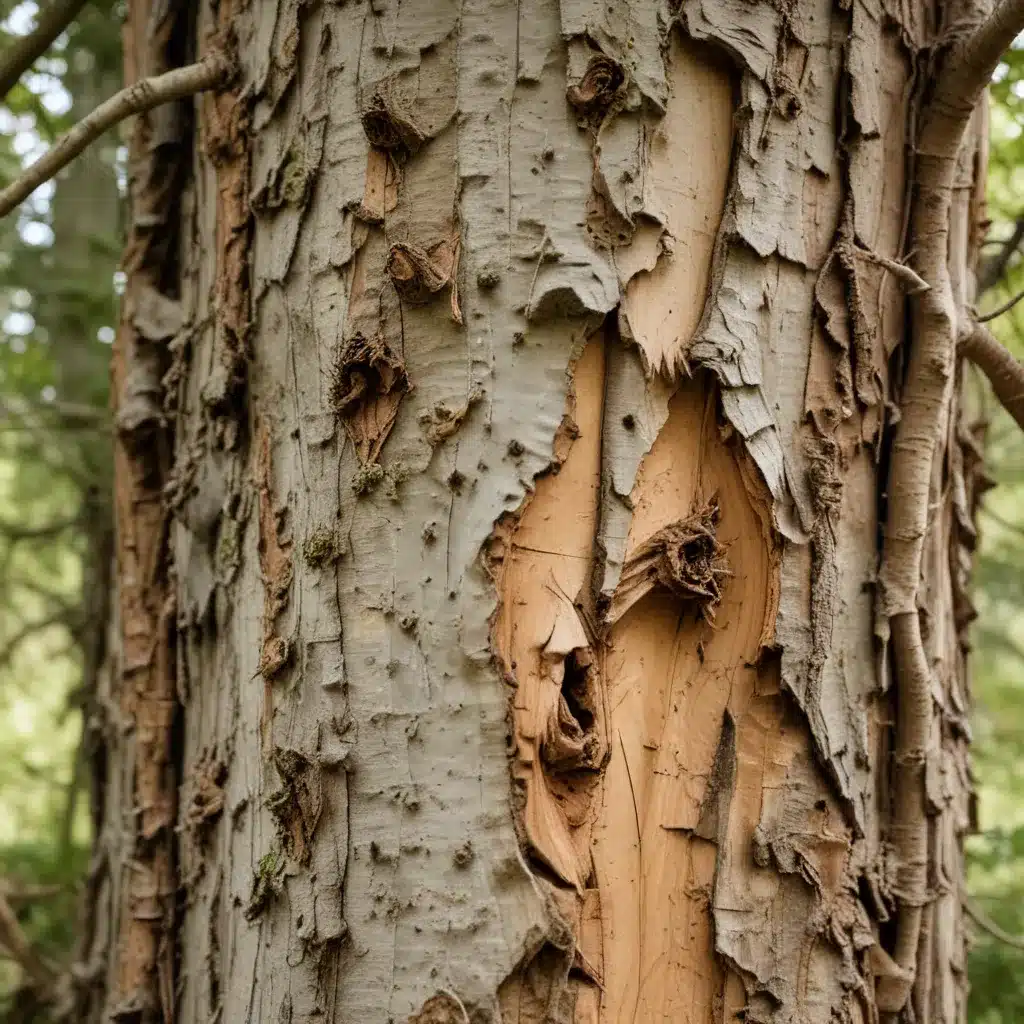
left=79, top=0, right=987, bottom=1020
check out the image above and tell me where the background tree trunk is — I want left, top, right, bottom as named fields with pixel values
left=82, top=0, right=986, bottom=1020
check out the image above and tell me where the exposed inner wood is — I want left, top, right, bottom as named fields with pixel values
left=618, top=36, right=734, bottom=377
left=592, top=376, right=782, bottom=1021
left=493, top=334, right=608, bottom=894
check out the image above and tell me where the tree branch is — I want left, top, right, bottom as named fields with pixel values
left=980, top=502, right=1024, bottom=537
left=0, top=890, right=57, bottom=987
left=950, top=0, right=1024, bottom=102
left=0, top=880, right=63, bottom=905
left=964, top=892, right=1024, bottom=951
left=0, top=395, right=108, bottom=424
left=978, top=217, right=1024, bottom=293
left=0, top=0, right=89, bottom=101
left=0, top=515, right=80, bottom=541
left=978, top=284, right=1024, bottom=322
left=877, top=2, right=1024, bottom=1013
left=0, top=615, right=68, bottom=672
left=918, top=0, right=1024, bottom=158
left=961, top=323, right=1024, bottom=431
left=0, top=51, right=231, bottom=218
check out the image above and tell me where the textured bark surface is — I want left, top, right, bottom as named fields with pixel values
left=81, top=0, right=990, bottom=1020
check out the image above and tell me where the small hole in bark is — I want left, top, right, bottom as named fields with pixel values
left=776, top=91, right=802, bottom=119
left=562, top=650, right=594, bottom=732
left=622, top=413, right=635, bottom=430
left=447, top=469, right=465, bottom=491
left=507, top=439, right=525, bottom=457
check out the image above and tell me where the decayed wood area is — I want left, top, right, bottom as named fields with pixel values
left=56, top=0, right=1024, bottom=1019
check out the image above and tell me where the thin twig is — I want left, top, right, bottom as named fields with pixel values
left=854, top=246, right=931, bottom=293
left=0, top=880, right=63, bottom=905
left=0, top=395, right=108, bottom=423
left=980, top=503, right=1024, bottom=537
left=0, top=51, right=231, bottom=217
left=964, top=893, right=1024, bottom=951
left=978, top=285, right=1024, bottom=322
left=0, top=890, right=57, bottom=986
left=0, top=0, right=89, bottom=101
left=0, top=515, right=80, bottom=540
left=0, top=614, right=68, bottom=672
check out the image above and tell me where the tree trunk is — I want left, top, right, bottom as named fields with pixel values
left=80, top=0, right=987, bottom=1020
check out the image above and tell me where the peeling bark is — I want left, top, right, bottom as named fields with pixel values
left=85, top=0, right=991, bottom=1020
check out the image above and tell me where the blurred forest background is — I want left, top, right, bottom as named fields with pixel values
left=0, top=1, right=1019, bottom=1020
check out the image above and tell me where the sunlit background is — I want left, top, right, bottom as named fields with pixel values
left=0, top=1, right=1021, bottom=1019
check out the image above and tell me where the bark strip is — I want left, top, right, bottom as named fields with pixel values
left=879, top=1, right=1024, bottom=1008
left=107, top=1, right=194, bottom=1019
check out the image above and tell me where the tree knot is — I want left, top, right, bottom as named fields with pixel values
left=387, top=241, right=455, bottom=304
left=607, top=499, right=732, bottom=624
left=360, top=91, right=426, bottom=156
left=567, top=54, right=626, bottom=124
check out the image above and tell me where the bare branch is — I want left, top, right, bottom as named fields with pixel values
left=0, top=614, right=68, bottom=672
left=0, top=51, right=231, bottom=218
left=978, top=284, right=1024, bottom=322
left=0, top=890, right=57, bottom=986
left=961, top=322, right=1024, bottom=432
left=0, top=0, right=89, bottom=101
left=964, top=892, right=1024, bottom=951
left=0, top=515, right=80, bottom=541
left=0, top=395, right=108, bottom=423
left=918, top=0, right=1024, bottom=159
left=948, top=0, right=1024, bottom=104
left=854, top=246, right=931, bottom=293
left=11, top=574, right=80, bottom=615
left=980, top=502, right=1024, bottom=537
left=0, top=880, right=63, bottom=905
left=978, top=217, right=1024, bottom=292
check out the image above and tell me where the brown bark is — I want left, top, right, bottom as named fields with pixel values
left=79, top=0, right=1002, bottom=1020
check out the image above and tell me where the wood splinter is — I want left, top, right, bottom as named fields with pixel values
left=606, top=498, right=731, bottom=625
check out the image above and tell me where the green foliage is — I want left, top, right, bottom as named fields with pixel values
left=0, top=1, right=121, bottom=1011
left=962, top=43, right=1024, bottom=1024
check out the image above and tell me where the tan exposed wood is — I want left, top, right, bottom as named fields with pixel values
left=593, top=377, right=780, bottom=1020
left=618, top=36, right=734, bottom=377
left=493, top=334, right=608, bottom=893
